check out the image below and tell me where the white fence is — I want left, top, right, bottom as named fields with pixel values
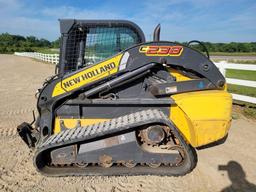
left=14, top=52, right=59, bottom=64
left=215, top=61, right=256, bottom=104
left=14, top=52, right=256, bottom=104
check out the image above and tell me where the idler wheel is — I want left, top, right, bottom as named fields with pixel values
left=140, top=125, right=166, bottom=145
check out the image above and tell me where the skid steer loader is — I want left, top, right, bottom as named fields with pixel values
left=17, top=19, right=232, bottom=176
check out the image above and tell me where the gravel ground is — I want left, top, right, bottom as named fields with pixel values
left=0, top=54, right=255, bottom=192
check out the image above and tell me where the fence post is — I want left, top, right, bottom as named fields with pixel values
left=218, top=61, right=227, bottom=77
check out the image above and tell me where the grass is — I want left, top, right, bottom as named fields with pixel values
left=213, top=59, right=256, bottom=64
left=226, top=69, right=256, bottom=81
left=227, top=84, right=256, bottom=97
left=233, top=102, right=256, bottom=119
left=210, top=52, right=256, bottom=56
left=212, top=59, right=256, bottom=65
left=225, top=69, right=256, bottom=98
left=34, top=48, right=59, bottom=54
left=224, top=67, right=256, bottom=109
left=243, top=107, right=256, bottom=118
left=228, top=84, right=256, bottom=120
left=225, top=68, right=256, bottom=119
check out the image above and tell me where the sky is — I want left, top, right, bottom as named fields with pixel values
left=0, top=0, right=255, bottom=42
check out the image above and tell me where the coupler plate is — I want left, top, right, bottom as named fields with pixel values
left=17, top=122, right=38, bottom=148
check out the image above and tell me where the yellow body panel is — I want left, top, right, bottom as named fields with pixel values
left=171, top=90, right=232, bottom=147
left=52, top=54, right=123, bottom=97
left=169, top=69, right=192, bottom=81
left=54, top=118, right=108, bottom=134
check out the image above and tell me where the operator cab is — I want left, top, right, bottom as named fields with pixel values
left=58, top=19, right=145, bottom=75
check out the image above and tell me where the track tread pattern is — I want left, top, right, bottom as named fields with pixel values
left=40, top=109, right=167, bottom=148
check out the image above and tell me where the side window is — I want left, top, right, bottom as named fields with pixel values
left=120, top=31, right=139, bottom=50
left=84, top=27, right=139, bottom=66
left=64, top=25, right=141, bottom=74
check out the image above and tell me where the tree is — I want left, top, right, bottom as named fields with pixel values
left=0, top=33, right=255, bottom=54
left=51, top=37, right=60, bottom=48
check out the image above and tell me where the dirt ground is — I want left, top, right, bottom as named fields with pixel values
left=0, top=54, right=255, bottom=192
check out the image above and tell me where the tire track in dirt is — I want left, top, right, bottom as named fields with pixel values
left=0, top=116, right=32, bottom=129
left=0, top=107, right=36, bottom=137
left=0, top=128, right=17, bottom=137
left=0, top=118, right=31, bottom=137
left=0, top=108, right=35, bottom=117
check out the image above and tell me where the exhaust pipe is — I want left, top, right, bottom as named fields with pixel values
left=153, top=24, right=161, bottom=41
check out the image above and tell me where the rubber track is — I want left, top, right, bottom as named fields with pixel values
left=40, top=109, right=167, bottom=149
left=34, top=109, right=197, bottom=176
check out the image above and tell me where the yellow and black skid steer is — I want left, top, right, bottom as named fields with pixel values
left=17, top=19, right=232, bottom=176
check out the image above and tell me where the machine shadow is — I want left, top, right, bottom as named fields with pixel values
left=218, top=161, right=256, bottom=192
